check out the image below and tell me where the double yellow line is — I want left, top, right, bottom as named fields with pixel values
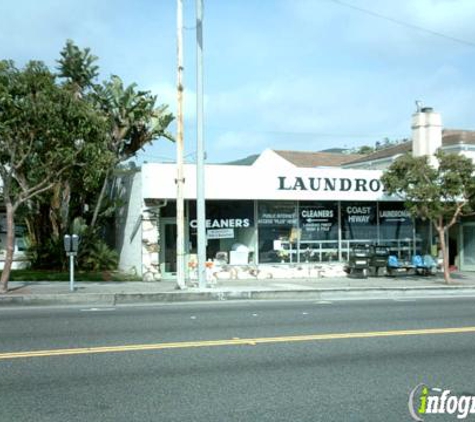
left=1, top=326, right=475, bottom=361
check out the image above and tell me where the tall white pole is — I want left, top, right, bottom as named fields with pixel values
left=176, top=0, right=186, bottom=289
left=196, top=0, right=207, bottom=288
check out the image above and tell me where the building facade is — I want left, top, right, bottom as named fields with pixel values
left=115, top=108, right=475, bottom=280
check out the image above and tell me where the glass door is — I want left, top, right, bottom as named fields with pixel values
left=160, top=218, right=177, bottom=278
left=460, top=224, right=475, bottom=271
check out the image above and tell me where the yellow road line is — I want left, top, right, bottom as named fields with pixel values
left=1, top=326, right=475, bottom=360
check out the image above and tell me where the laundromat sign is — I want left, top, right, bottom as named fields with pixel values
left=277, top=176, right=383, bottom=193
left=140, top=163, right=390, bottom=201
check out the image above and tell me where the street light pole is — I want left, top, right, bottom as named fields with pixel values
left=176, top=0, right=186, bottom=289
left=196, top=0, right=207, bottom=289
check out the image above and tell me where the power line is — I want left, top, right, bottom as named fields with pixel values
left=329, top=0, right=475, bottom=48
left=202, top=126, right=397, bottom=139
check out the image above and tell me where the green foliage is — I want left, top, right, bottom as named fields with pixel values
left=94, top=75, right=175, bottom=161
left=352, top=137, right=408, bottom=155
left=0, top=59, right=107, bottom=190
left=57, top=39, right=99, bottom=95
left=0, top=56, right=111, bottom=290
left=80, top=240, right=119, bottom=271
left=0, top=270, right=140, bottom=282
left=381, top=151, right=475, bottom=225
left=381, top=150, right=475, bottom=283
left=26, top=224, right=119, bottom=272
left=27, top=236, right=65, bottom=270
left=0, top=40, right=174, bottom=281
left=354, top=145, right=375, bottom=155
left=64, top=219, right=119, bottom=271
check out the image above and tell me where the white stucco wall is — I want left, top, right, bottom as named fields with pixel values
left=115, top=171, right=143, bottom=276
left=141, top=162, right=389, bottom=202
left=412, top=110, right=442, bottom=162
left=458, top=149, right=475, bottom=163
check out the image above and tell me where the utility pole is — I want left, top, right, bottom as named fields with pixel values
left=196, top=0, right=207, bottom=288
left=176, top=0, right=186, bottom=289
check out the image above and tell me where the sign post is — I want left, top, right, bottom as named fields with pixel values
left=64, top=234, right=79, bottom=292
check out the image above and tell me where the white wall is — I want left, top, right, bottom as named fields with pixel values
left=115, top=171, right=143, bottom=276
left=459, top=149, right=475, bottom=163
left=412, top=109, right=442, bottom=167
left=142, top=163, right=388, bottom=202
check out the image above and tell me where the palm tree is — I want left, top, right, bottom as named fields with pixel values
left=90, top=75, right=174, bottom=228
left=57, top=39, right=99, bottom=98
left=56, top=41, right=174, bottom=230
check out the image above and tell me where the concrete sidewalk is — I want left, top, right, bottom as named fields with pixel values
left=1, top=272, right=475, bottom=307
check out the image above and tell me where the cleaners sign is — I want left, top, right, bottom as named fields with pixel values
left=300, top=206, right=337, bottom=234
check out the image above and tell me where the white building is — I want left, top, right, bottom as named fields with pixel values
left=115, top=107, right=475, bottom=280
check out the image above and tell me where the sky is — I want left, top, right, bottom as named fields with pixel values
left=2, top=0, right=475, bottom=164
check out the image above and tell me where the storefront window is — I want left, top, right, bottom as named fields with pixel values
left=299, top=201, right=338, bottom=262
left=415, top=218, right=432, bottom=254
left=341, top=202, right=377, bottom=260
left=160, top=201, right=176, bottom=217
left=258, top=201, right=297, bottom=263
left=188, top=200, right=255, bottom=264
left=181, top=200, right=430, bottom=268
left=378, top=202, right=414, bottom=260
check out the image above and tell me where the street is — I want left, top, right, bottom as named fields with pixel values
left=2, top=298, right=475, bottom=421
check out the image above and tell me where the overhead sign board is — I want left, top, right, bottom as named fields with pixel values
left=142, top=163, right=393, bottom=202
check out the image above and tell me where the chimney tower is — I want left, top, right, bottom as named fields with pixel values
left=411, top=106, right=442, bottom=166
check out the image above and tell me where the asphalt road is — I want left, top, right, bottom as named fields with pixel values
left=1, top=298, right=475, bottom=421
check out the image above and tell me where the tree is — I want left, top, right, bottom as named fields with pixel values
left=354, top=145, right=375, bottom=155
left=21, top=41, right=174, bottom=272
left=352, top=137, right=409, bottom=155
left=89, top=75, right=174, bottom=228
left=0, top=41, right=175, bottom=285
left=56, top=41, right=174, bottom=230
left=381, top=151, right=475, bottom=284
left=0, top=60, right=107, bottom=293
left=57, top=39, right=99, bottom=98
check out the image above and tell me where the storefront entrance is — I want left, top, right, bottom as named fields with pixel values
left=159, top=218, right=177, bottom=278
left=460, top=224, right=475, bottom=271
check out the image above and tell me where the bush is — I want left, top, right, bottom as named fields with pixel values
left=80, top=240, right=119, bottom=271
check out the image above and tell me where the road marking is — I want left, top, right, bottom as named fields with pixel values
left=393, top=299, right=417, bottom=302
left=80, top=308, right=116, bottom=312
left=1, top=326, right=475, bottom=360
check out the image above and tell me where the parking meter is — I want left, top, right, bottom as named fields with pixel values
left=64, top=234, right=79, bottom=291
left=64, top=235, right=71, bottom=254
left=71, top=234, right=79, bottom=253
left=64, top=234, right=79, bottom=255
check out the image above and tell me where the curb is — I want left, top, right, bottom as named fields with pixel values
left=0, top=293, right=116, bottom=307
left=2, top=286, right=475, bottom=307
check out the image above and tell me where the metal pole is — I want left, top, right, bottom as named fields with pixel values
left=69, top=254, right=74, bottom=292
left=176, top=0, right=186, bottom=289
left=196, top=0, right=207, bottom=288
